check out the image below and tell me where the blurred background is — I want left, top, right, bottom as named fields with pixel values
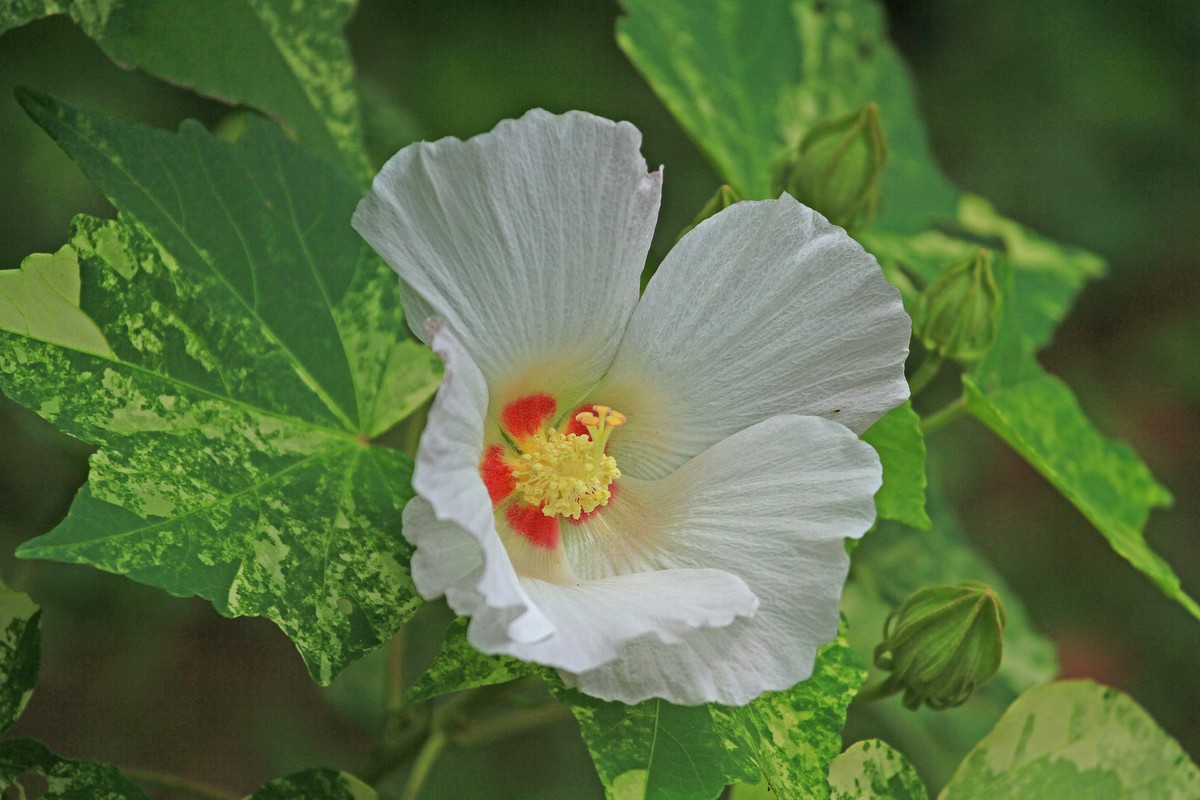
left=0, top=1, right=1196, bottom=797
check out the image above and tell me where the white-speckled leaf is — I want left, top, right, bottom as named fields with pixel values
left=828, top=740, right=927, bottom=800
left=717, top=628, right=868, bottom=800
left=1, top=0, right=369, bottom=180
left=3, top=91, right=441, bottom=684
left=0, top=579, right=40, bottom=735
left=247, top=768, right=378, bottom=800
left=552, top=626, right=865, bottom=800
left=408, top=617, right=533, bottom=703
left=0, top=739, right=149, bottom=799
left=940, top=681, right=1200, bottom=800
left=842, top=478, right=1059, bottom=789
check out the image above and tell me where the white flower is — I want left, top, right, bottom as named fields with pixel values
left=353, top=110, right=910, bottom=706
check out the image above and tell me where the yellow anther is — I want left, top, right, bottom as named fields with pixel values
left=577, top=404, right=626, bottom=463
left=510, top=428, right=620, bottom=519
left=507, top=404, right=628, bottom=521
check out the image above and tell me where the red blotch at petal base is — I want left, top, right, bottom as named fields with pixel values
left=499, top=393, right=557, bottom=440
left=480, top=445, right=515, bottom=505
left=505, top=502, right=561, bottom=549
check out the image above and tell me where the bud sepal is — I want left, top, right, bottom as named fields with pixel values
left=870, top=580, right=1007, bottom=711
left=771, top=102, right=888, bottom=233
left=914, top=248, right=1001, bottom=363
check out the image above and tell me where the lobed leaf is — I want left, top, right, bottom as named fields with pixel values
left=617, top=0, right=958, bottom=232
left=717, top=630, right=867, bottom=800
left=246, top=768, right=378, bottom=800
left=415, top=621, right=865, bottom=800
left=552, top=627, right=865, bottom=800
left=2, top=92, right=441, bottom=682
left=1, top=0, right=370, bottom=181
left=550, top=686, right=756, bottom=800
left=0, top=739, right=148, bottom=799
left=827, top=740, right=927, bottom=800
left=963, top=370, right=1193, bottom=618
left=0, top=578, right=41, bottom=735
left=408, top=617, right=532, bottom=704
left=940, top=681, right=1200, bottom=800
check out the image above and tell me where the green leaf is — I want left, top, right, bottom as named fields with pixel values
left=842, top=480, right=1058, bottom=788
left=940, top=681, right=1200, bottom=800
left=553, top=628, right=865, bottom=800
left=408, top=617, right=533, bottom=704
left=720, top=630, right=867, bottom=800
left=0, top=738, right=149, bottom=799
left=246, top=768, right=378, bottom=800
left=861, top=402, right=929, bottom=530
left=828, top=740, right=928, bottom=800
left=0, top=578, right=41, bottom=734
left=962, top=370, right=1193, bottom=618
left=617, top=0, right=958, bottom=231
left=0, top=0, right=76, bottom=34
left=861, top=195, right=1106, bottom=362
left=2, top=92, right=442, bottom=683
left=551, top=686, right=756, bottom=800
left=1, top=0, right=369, bottom=181
left=954, top=196, right=1105, bottom=356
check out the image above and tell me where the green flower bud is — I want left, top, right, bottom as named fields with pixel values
left=675, top=184, right=742, bottom=243
left=914, top=248, right=1001, bottom=362
left=873, top=580, right=1006, bottom=711
left=772, top=103, right=888, bottom=232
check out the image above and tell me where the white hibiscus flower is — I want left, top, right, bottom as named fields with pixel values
left=353, top=110, right=910, bottom=706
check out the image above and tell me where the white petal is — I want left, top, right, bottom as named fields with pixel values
left=563, top=414, right=881, bottom=705
left=407, top=324, right=552, bottom=644
left=598, top=195, right=909, bottom=479
left=475, top=568, right=757, bottom=674
left=353, top=109, right=662, bottom=401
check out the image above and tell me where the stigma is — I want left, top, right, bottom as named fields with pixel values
left=509, top=405, right=625, bottom=519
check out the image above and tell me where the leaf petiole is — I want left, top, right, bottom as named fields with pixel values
left=123, top=767, right=239, bottom=800
left=920, top=397, right=967, bottom=435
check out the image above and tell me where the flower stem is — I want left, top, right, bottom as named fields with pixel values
left=907, top=355, right=944, bottom=396
left=921, top=397, right=967, bottom=435
left=385, top=629, right=408, bottom=718
left=399, top=727, right=449, bottom=800
left=123, top=768, right=239, bottom=800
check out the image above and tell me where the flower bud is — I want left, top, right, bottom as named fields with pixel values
left=675, top=185, right=742, bottom=243
left=873, top=580, right=1006, bottom=710
left=914, top=248, right=1000, bottom=362
left=772, top=103, right=887, bottom=232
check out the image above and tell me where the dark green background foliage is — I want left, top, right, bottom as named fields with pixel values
left=0, top=0, right=1197, bottom=797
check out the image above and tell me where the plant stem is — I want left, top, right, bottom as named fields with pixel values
left=851, top=680, right=897, bottom=706
left=453, top=703, right=573, bottom=748
left=907, top=355, right=943, bottom=396
left=399, top=728, right=449, bottom=800
left=359, top=703, right=431, bottom=786
left=123, top=768, right=239, bottom=800
left=385, top=629, right=408, bottom=718
left=921, top=397, right=967, bottom=435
